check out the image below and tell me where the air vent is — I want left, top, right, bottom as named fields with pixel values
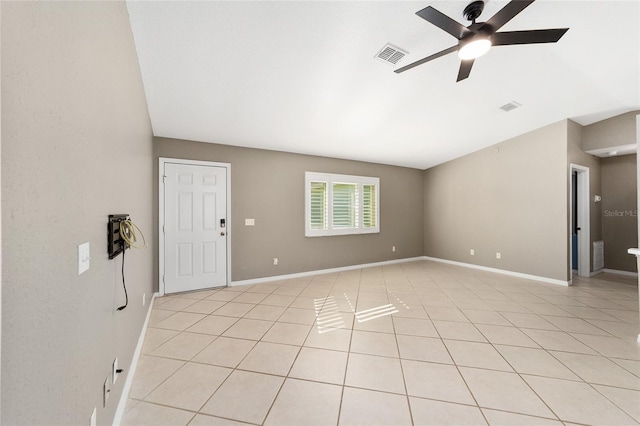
left=500, top=101, right=522, bottom=112
left=375, top=44, right=408, bottom=65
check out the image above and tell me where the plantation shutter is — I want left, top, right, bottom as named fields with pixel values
left=363, top=184, right=377, bottom=228
left=305, top=172, right=379, bottom=237
left=332, top=183, right=358, bottom=228
left=310, top=181, right=327, bottom=230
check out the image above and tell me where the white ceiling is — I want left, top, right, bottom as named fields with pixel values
left=126, top=0, right=640, bottom=170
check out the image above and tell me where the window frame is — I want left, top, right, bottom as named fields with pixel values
left=305, top=171, right=380, bottom=237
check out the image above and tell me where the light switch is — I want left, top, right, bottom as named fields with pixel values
left=78, top=242, right=90, bottom=275
left=245, top=218, right=255, bottom=226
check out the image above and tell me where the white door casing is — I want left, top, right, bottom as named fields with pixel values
left=569, top=164, right=590, bottom=280
left=160, top=159, right=230, bottom=294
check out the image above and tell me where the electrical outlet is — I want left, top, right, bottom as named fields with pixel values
left=103, top=377, right=110, bottom=407
left=392, top=246, right=396, bottom=252
left=112, top=358, right=119, bottom=384
left=470, top=249, right=475, bottom=255
left=496, top=252, right=501, bottom=259
left=273, top=258, right=278, bottom=266
left=90, top=407, right=97, bottom=426
left=245, top=218, right=255, bottom=226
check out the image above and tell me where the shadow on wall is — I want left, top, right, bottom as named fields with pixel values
left=601, top=154, right=638, bottom=273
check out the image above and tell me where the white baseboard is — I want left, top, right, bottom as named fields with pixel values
left=422, top=256, right=570, bottom=286
left=112, top=292, right=159, bottom=426
left=231, top=256, right=571, bottom=287
left=603, top=268, right=638, bottom=278
left=230, top=257, right=426, bottom=287
left=588, top=269, right=604, bottom=277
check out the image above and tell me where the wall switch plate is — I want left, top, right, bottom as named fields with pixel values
left=496, top=252, right=501, bottom=259
left=245, top=218, right=255, bottom=226
left=90, top=407, right=97, bottom=426
left=470, top=249, right=475, bottom=255
left=78, top=242, right=90, bottom=275
left=112, top=358, right=119, bottom=384
left=273, top=258, right=278, bottom=265
left=142, top=293, right=146, bottom=307
left=392, top=246, right=396, bottom=252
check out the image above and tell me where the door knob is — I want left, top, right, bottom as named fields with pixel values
left=220, top=232, right=226, bottom=236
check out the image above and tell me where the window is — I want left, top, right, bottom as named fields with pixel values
left=305, top=172, right=380, bottom=237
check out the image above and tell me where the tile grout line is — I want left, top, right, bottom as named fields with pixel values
left=389, top=295, right=416, bottom=426
left=335, top=273, right=359, bottom=426
left=434, top=297, right=492, bottom=426
left=126, top=261, right=638, bottom=426
left=256, top=291, right=317, bottom=426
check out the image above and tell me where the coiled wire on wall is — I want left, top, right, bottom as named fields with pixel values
left=117, top=219, right=146, bottom=311
left=120, top=219, right=146, bottom=249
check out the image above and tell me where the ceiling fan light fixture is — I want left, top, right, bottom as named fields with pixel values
left=458, top=36, right=491, bottom=60
left=395, top=0, right=569, bottom=81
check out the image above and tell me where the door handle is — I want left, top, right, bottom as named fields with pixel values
left=220, top=232, right=226, bottom=236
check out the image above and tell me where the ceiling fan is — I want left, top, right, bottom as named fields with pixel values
left=395, top=0, right=569, bottom=82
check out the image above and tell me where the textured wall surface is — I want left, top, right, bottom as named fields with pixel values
left=583, top=111, right=639, bottom=152
left=2, top=2, right=153, bottom=424
left=423, top=121, right=569, bottom=281
left=601, top=154, right=638, bottom=272
left=154, top=138, right=424, bottom=284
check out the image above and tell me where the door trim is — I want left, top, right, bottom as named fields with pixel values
left=159, top=157, right=231, bottom=295
left=569, top=164, right=590, bottom=279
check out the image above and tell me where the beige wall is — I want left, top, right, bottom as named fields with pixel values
left=423, top=121, right=569, bottom=281
left=567, top=120, right=603, bottom=274
left=154, top=138, right=424, bottom=283
left=601, top=154, right=638, bottom=272
left=637, top=116, right=640, bottom=319
left=2, top=2, right=153, bottom=425
left=581, top=111, right=640, bottom=273
left=583, top=111, right=639, bottom=152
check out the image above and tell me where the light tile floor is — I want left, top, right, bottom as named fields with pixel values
left=122, top=260, right=640, bottom=426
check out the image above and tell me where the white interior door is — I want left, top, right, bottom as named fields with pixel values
left=163, top=162, right=228, bottom=293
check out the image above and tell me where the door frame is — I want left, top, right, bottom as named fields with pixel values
left=569, top=164, right=590, bottom=279
left=159, top=157, right=232, bottom=295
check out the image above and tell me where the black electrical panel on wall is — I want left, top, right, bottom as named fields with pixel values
left=108, top=214, right=129, bottom=259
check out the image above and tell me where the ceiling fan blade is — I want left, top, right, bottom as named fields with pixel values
left=484, top=0, right=535, bottom=32
left=416, top=6, right=472, bottom=40
left=456, top=59, right=475, bottom=82
left=492, top=28, right=569, bottom=46
left=394, top=45, right=458, bottom=74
